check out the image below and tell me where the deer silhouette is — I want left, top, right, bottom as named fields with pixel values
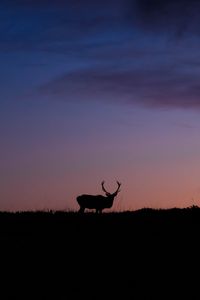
left=76, top=181, right=121, bottom=213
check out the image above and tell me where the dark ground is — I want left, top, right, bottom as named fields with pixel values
left=1, top=207, right=200, bottom=299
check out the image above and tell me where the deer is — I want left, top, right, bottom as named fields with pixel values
left=76, top=181, right=121, bottom=213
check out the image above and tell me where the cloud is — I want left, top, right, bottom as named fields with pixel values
left=2, top=0, right=200, bottom=110
left=36, top=0, right=200, bottom=110
left=134, top=0, right=200, bottom=37
left=39, top=49, right=200, bottom=110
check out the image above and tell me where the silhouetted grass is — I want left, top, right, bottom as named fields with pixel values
left=1, top=207, right=200, bottom=299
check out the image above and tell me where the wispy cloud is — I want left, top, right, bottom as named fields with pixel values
left=40, top=58, right=200, bottom=109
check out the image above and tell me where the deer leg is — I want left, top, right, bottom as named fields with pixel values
left=79, top=207, right=85, bottom=213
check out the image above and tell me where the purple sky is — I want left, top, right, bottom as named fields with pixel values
left=1, top=0, right=200, bottom=211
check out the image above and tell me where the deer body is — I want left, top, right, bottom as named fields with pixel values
left=76, top=181, right=121, bottom=213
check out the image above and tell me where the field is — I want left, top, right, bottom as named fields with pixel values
left=1, top=207, right=200, bottom=299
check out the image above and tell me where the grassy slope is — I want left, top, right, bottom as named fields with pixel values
left=1, top=207, right=200, bottom=299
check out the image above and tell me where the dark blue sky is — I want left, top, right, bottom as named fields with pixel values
left=1, top=0, right=200, bottom=108
left=1, top=0, right=200, bottom=211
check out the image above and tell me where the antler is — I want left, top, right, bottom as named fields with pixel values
left=101, top=181, right=121, bottom=195
left=101, top=181, right=110, bottom=195
left=114, top=181, right=121, bottom=194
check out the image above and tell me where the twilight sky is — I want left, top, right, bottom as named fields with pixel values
left=1, top=0, right=200, bottom=211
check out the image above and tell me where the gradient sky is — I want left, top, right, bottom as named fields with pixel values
left=1, top=0, right=200, bottom=211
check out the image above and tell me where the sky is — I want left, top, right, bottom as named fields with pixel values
left=1, top=0, right=200, bottom=211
